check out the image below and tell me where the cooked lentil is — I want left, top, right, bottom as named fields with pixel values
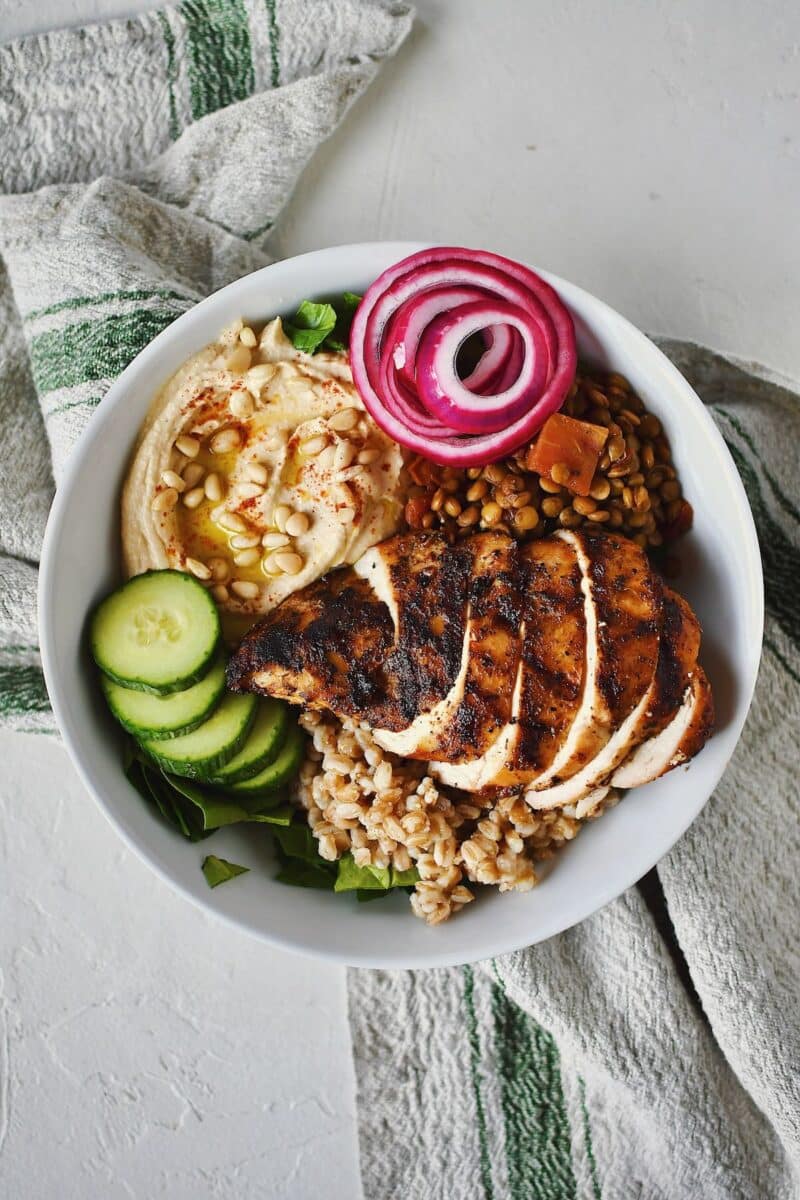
left=401, top=368, right=692, bottom=560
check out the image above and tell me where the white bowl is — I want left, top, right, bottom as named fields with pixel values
left=39, top=242, right=763, bottom=969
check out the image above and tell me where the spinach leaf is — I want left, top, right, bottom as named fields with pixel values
left=283, top=300, right=337, bottom=354
left=275, top=861, right=337, bottom=890
left=272, top=819, right=337, bottom=889
left=334, top=853, right=390, bottom=893
left=284, top=293, right=362, bottom=354
left=202, top=855, right=250, bottom=888
left=324, top=291, right=362, bottom=352
left=390, top=865, right=420, bottom=888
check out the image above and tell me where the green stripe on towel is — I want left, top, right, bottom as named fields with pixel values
left=724, top=438, right=800, bottom=655
left=491, top=982, right=577, bottom=1200
left=0, top=664, right=51, bottom=718
left=578, top=1077, right=602, bottom=1200
left=264, top=0, right=281, bottom=87
left=24, top=287, right=193, bottom=324
left=180, top=0, right=255, bottom=120
left=29, top=309, right=182, bottom=396
left=716, top=406, right=800, bottom=527
left=157, top=11, right=181, bottom=141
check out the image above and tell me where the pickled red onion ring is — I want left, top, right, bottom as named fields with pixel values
left=349, top=246, right=577, bottom=467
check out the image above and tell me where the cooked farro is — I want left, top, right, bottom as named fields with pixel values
left=294, top=709, right=617, bottom=925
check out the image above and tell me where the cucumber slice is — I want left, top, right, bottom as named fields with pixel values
left=101, top=653, right=226, bottom=739
left=207, top=699, right=289, bottom=785
left=227, top=723, right=305, bottom=798
left=92, top=570, right=220, bottom=694
left=140, top=692, right=257, bottom=778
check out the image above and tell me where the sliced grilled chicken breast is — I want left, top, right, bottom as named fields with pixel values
left=429, top=535, right=584, bottom=791
left=611, top=666, right=714, bottom=789
left=519, top=530, right=661, bottom=798
left=228, top=528, right=713, bottom=803
left=524, top=533, right=663, bottom=808
left=373, top=534, right=522, bottom=762
left=226, top=568, right=395, bottom=720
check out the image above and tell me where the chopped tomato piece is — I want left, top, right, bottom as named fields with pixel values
left=408, top=456, right=436, bottom=487
left=526, top=413, right=608, bottom=497
left=404, top=494, right=432, bottom=529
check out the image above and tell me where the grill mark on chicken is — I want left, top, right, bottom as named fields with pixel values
left=434, top=538, right=524, bottom=762
left=379, top=532, right=474, bottom=724
left=227, top=570, right=397, bottom=721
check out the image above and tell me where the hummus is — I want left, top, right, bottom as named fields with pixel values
left=122, top=317, right=406, bottom=630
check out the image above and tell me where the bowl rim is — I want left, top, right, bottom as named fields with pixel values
left=38, top=241, right=764, bottom=968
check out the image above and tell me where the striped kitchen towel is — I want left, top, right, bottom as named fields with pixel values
left=349, top=345, right=800, bottom=1199
left=0, top=0, right=412, bottom=732
left=2, top=5, right=799, bottom=1199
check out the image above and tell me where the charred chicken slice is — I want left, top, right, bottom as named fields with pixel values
left=227, top=529, right=713, bottom=807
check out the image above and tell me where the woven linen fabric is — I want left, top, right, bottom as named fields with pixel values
left=0, top=0, right=412, bottom=733
left=2, top=6, right=799, bottom=1199
left=348, top=347, right=800, bottom=1200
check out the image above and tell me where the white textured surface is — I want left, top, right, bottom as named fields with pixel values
left=1, top=0, right=799, bottom=1196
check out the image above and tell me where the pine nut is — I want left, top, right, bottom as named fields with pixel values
left=263, top=551, right=283, bottom=573
left=244, top=364, right=275, bottom=395
left=300, top=435, right=327, bottom=456
left=211, top=427, right=243, bottom=454
left=182, top=486, right=205, bottom=509
left=233, top=482, right=264, bottom=500
left=587, top=509, right=611, bottom=523
left=314, top=444, right=333, bottom=472
left=211, top=584, right=229, bottom=603
left=234, top=548, right=261, bottom=567
left=274, top=552, right=304, bottom=575
left=334, top=440, right=356, bottom=471
left=229, top=390, right=254, bottom=419
left=245, top=462, right=269, bottom=485
left=231, top=580, right=260, bottom=599
left=217, top=511, right=248, bottom=533
left=204, top=472, right=223, bottom=502
left=481, top=501, right=503, bottom=526
left=231, top=533, right=261, bottom=549
left=329, top=407, right=359, bottom=432
left=182, top=462, right=205, bottom=487
left=357, top=447, right=381, bottom=465
left=224, top=345, right=251, bottom=373
left=161, top=470, right=185, bottom=493
left=262, top=531, right=290, bottom=549
left=151, top=487, right=178, bottom=512
left=185, top=557, right=212, bottom=580
left=208, top=557, right=229, bottom=582
left=285, top=512, right=310, bottom=537
left=573, top=496, right=598, bottom=515
left=273, top=504, right=292, bottom=532
left=239, top=326, right=257, bottom=348
left=175, top=435, right=200, bottom=458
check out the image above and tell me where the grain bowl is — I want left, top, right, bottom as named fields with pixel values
left=39, top=243, right=762, bottom=968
